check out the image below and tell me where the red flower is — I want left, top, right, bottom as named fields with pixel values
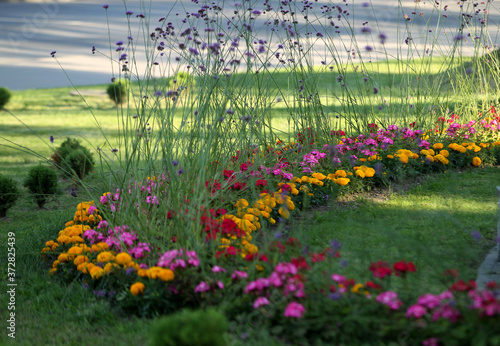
left=450, top=279, right=476, bottom=292
left=223, top=169, right=235, bottom=180
left=365, top=281, right=382, bottom=290
left=443, top=269, right=459, bottom=278
left=369, top=261, right=392, bottom=279
left=230, top=181, right=246, bottom=190
left=393, top=260, right=416, bottom=277
left=256, top=179, right=268, bottom=187
left=311, top=253, right=325, bottom=263
left=291, top=256, right=310, bottom=270
left=286, top=237, right=301, bottom=247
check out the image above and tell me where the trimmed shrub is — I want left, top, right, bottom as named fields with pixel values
left=150, top=308, right=228, bottom=346
left=106, top=80, right=127, bottom=105
left=0, top=87, right=12, bottom=109
left=0, top=174, right=19, bottom=218
left=24, top=165, right=59, bottom=208
left=51, top=137, right=95, bottom=179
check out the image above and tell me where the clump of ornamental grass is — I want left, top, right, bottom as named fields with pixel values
left=24, top=165, right=59, bottom=209
left=0, top=87, right=11, bottom=109
left=0, top=174, right=19, bottom=218
left=149, top=308, right=228, bottom=346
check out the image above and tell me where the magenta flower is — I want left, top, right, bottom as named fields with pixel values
left=211, top=265, right=226, bottom=273
left=284, top=302, right=305, bottom=318
left=231, top=270, right=248, bottom=280
left=194, top=281, right=210, bottom=293
left=376, top=291, right=402, bottom=310
left=87, top=205, right=97, bottom=215
left=253, top=297, right=270, bottom=309
left=406, top=304, right=427, bottom=318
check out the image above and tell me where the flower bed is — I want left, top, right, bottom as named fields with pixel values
left=40, top=114, right=500, bottom=344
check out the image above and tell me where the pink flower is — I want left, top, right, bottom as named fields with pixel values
left=217, top=281, right=224, bottom=289
left=269, top=272, right=283, bottom=287
left=100, top=195, right=108, bottom=204
left=331, top=274, right=346, bottom=283
left=88, top=205, right=97, bottom=215
left=231, top=270, right=248, bottom=280
left=211, top=265, right=226, bottom=273
left=406, top=304, right=427, bottom=318
left=417, top=293, right=441, bottom=309
left=284, top=302, right=305, bottom=318
left=422, top=338, right=439, bottom=346
left=253, top=297, right=270, bottom=309
left=376, top=291, right=402, bottom=310
left=274, top=262, right=298, bottom=275
left=194, top=281, right=210, bottom=293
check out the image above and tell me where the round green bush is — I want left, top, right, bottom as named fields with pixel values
left=0, top=174, right=19, bottom=218
left=24, top=165, right=59, bottom=209
left=0, top=87, right=12, bottom=109
left=150, top=308, right=228, bottom=346
left=51, top=138, right=95, bottom=179
left=106, top=81, right=127, bottom=105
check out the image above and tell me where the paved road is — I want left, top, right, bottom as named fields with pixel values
left=0, top=0, right=499, bottom=90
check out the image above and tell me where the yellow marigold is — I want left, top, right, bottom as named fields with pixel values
left=286, top=199, right=295, bottom=211
left=300, top=176, right=310, bottom=183
left=335, top=170, right=347, bottom=178
left=439, top=150, right=449, bottom=158
left=335, top=178, right=350, bottom=186
left=311, top=172, right=326, bottom=180
left=364, top=167, right=376, bottom=178
left=49, top=268, right=57, bottom=275
left=480, top=143, right=489, bottom=148
left=235, top=199, right=249, bottom=208
left=65, top=221, right=74, bottom=227
left=359, top=158, right=367, bottom=162
left=147, top=266, right=163, bottom=279
left=57, top=253, right=69, bottom=262
left=398, top=154, right=409, bottom=164
left=114, top=252, right=132, bottom=266
left=69, top=236, right=84, bottom=243
left=103, top=263, right=119, bottom=275
left=68, top=246, right=83, bottom=256
left=52, top=243, right=59, bottom=251
left=52, top=260, right=60, bottom=268
left=260, top=210, right=270, bottom=219
left=425, top=155, right=434, bottom=162
left=355, top=170, right=366, bottom=178
left=433, top=143, right=444, bottom=150
left=278, top=207, right=290, bottom=219
left=411, top=153, right=419, bottom=160
left=81, top=262, right=95, bottom=274
left=473, top=145, right=481, bottom=153
left=41, top=247, right=50, bottom=254
left=57, top=235, right=71, bottom=244
left=137, top=269, right=149, bottom=278
left=89, top=266, right=104, bottom=280
left=420, top=149, right=430, bottom=156
left=73, top=255, right=89, bottom=266
left=472, top=157, right=481, bottom=167
left=130, top=282, right=145, bottom=296
left=326, top=173, right=336, bottom=180
left=387, top=154, right=394, bottom=159
left=96, top=251, right=114, bottom=263
left=291, top=188, right=299, bottom=195
left=159, top=269, right=175, bottom=282
left=46, top=240, right=55, bottom=247
left=347, top=172, right=353, bottom=176
left=269, top=218, right=276, bottom=225
left=351, top=283, right=364, bottom=294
